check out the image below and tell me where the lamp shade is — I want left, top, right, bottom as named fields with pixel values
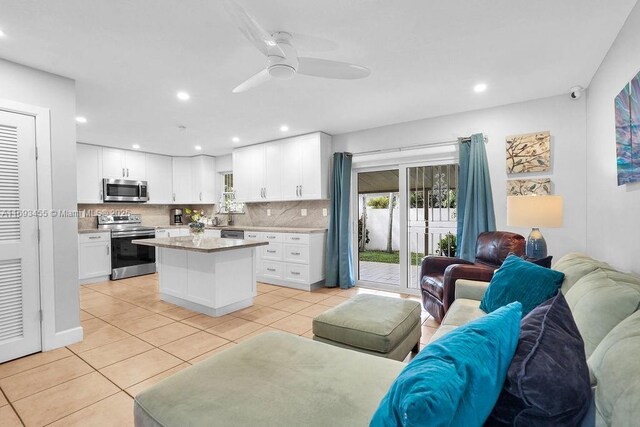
left=507, top=195, right=563, bottom=228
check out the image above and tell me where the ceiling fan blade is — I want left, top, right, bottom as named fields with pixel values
left=297, top=58, right=371, bottom=79
left=232, top=69, right=272, bottom=93
left=222, top=0, right=285, bottom=57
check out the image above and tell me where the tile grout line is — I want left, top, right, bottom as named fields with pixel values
left=0, top=387, right=26, bottom=427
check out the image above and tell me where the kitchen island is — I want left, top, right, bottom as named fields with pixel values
left=132, top=236, right=268, bottom=316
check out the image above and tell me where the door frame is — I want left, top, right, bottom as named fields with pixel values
left=350, top=145, right=459, bottom=296
left=0, top=99, right=59, bottom=351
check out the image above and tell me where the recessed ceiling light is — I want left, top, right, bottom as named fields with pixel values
left=280, top=125, right=289, bottom=132
left=0, top=29, right=6, bottom=38
left=132, top=144, right=140, bottom=150
left=194, top=145, right=202, bottom=151
left=177, top=91, right=190, bottom=101
left=75, top=116, right=87, bottom=124
left=473, top=83, right=488, bottom=93
left=232, top=137, right=240, bottom=143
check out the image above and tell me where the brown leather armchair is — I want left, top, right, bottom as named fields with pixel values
left=420, top=231, right=526, bottom=322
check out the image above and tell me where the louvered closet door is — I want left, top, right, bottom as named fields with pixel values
left=0, top=111, right=41, bottom=363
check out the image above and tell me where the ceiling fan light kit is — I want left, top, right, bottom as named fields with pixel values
left=224, top=0, right=370, bottom=93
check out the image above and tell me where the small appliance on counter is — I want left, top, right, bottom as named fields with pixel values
left=170, top=208, right=183, bottom=225
left=98, top=213, right=156, bottom=280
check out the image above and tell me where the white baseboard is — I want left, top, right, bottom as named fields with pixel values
left=43, top=326, right=84, bottom=351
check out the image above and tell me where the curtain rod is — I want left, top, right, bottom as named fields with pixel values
left=348, top=135, right=488, bottom=157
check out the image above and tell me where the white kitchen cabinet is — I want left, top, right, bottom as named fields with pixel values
left=172, top=157, right=193, bottom=203
left=191, top=156, right=217, bottom=203
left=232, top=132, right=331, bottom=203
left=102, top=147, right=146, bottom=180
left=78, top=232, right=111, bottom=284
left=77, top=144, right=103, bottom=203
left=146, top=153, right=174, bottom=204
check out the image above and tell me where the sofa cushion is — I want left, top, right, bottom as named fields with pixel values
left=312, top=294, right=421, bottom=353
left=565, top=268, right=640, bottom=358
left=480, top=255, right=565, bottom=316
left=552, top=253, right=614, bottom=294
left=486, top=293, right=591, bottom=426
left=587, top=310, right=640, bottom=426
left=370, top=302, right=521, bottom=427
left=134, top=332, right=404, bottom=427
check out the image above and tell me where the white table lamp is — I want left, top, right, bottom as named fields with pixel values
left=507, top=195, right=563, bottom=258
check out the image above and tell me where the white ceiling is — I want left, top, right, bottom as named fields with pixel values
left=0, top=0, right=636, bottom=156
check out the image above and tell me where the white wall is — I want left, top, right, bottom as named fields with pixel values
left=586, top=2, right=640, bottom=274
left=0, top=59, right=79, bottom=333
left=334, top=94, right=588, bottom=260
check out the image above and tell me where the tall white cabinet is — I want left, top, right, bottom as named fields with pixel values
left=172, top=156, right=217, bottom=204
left=147, top=153, right=174, bottom=204
left=232, top=132, right=331, bottom=203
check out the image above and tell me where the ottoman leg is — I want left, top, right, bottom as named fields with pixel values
left=411, top=341, right=420, bottom=353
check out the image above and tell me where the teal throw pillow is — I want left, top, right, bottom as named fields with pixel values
left=370, top=302, right=522, bottom=427
left=480, top=254, right=565, bottom=316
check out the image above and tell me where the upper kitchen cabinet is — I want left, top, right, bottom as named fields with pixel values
left=77, top=143, right=103, bottom=203
left=146, top=153, right=174, bottom=204
left=172, top=157, right=192, bottom=203
left=233, top=132, right=331, bottom=203
left=191, top=155, right=217, bottom=203
left=102, top=147, right=146, bottom=180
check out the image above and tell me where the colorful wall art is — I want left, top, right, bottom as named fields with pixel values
left=615, top=71, right=640, bottom=185
left=506, top=179, right=551, bottom=196
left=506, top=131, right=551, bottom=174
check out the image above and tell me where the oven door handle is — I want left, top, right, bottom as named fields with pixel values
left=112, top=232, right=155, bottom=239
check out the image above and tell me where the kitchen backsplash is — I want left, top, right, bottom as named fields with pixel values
left=77, top=200, right=329, bottom=229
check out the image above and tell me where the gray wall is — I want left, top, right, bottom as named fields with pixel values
left=0, top=59, right=79, bottom=333
left=333, top=94, right=588, bottom=260
left=586, top=2, right=640, bottom=274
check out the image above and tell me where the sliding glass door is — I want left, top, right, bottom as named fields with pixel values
left=353, top=161, right=458, bottom=295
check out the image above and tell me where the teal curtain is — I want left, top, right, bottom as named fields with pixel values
left=325, top=153, right=355, bottom=289
left=456, top=133, right=496, bottom=261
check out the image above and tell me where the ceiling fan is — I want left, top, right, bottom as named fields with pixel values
left=223, top=0, right=371, bottom=93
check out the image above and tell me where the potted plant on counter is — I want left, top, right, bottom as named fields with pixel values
left=185, top=208, right=207, bottom=244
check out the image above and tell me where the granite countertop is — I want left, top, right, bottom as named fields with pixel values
left=79, top=225, right=327, bottom=234
left=132, top=236, right=269, bottom=253
left=78, top=229, right=111, bottom=234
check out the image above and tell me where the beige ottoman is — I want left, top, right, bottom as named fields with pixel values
left=312, top=294, right=422, bottom=361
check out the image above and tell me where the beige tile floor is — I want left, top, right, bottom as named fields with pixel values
left=0, top=274, right=437, bottom=426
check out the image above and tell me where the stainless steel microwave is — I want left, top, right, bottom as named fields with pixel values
left=102, top=179, right=149, bottom=202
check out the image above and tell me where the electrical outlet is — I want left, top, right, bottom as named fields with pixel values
left=301, top=208, right=308, bottom=217
left=322, top=208, right=328, bottom=217
left=267, top=209, right=271, bottom=216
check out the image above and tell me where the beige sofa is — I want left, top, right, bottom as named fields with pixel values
left=437, top=253, right=640, bottom=426
left=134, top=253, right=640, bottom=426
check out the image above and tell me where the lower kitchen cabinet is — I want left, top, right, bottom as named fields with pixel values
left=78, top=231, right=111, bottom=284
left=245, top=231, right=326, bottom=291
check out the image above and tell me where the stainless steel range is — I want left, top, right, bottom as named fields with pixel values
left=98, top=214, right=156, bottom=280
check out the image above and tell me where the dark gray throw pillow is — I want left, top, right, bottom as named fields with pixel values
left=485, top=292, right=591, bottom=426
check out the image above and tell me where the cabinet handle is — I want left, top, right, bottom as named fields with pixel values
left=291, top=252, right=300, bottom=256
left=267, top=236, right=275, bottom=239
left=299, top=185, right=302, bottom=197
left=199, top=192, right=202, bottom=201
left=172, top=193, right=175, bottom=202
left=291, top=271, right=301, bottom=275
left=267, top=250, right=276, bottom=253
left=267, top=268, right=276, bottom=272
left=127, top=168, right=129, bottom=177
left=88, top=236, right=101, bottom=240
left=106, top=245, right=110, bottom=255
left=295, top=185, right=299, bottom=197
left=263, top=188, right=266, bottom=198
left=122, top=168, right=125, bottom=177
left=291, top=237, right=300, bottom=241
